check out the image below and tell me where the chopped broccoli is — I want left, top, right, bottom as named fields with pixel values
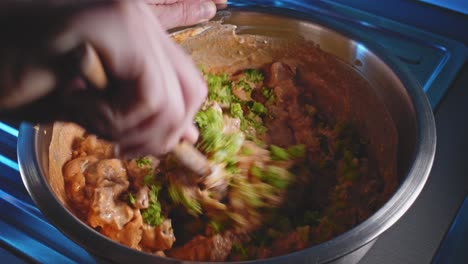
left=168, top=184, right=202, bottom=216
left=236, top=79, right=252, bottom=92
left=141, top=184, right=163, bottom=226
left=262, top=87, right=273, bottom=99
left=303, top=210, right=320, bottom=226
left=249, top=102, right=267, bottom=116
left=230, top=102, right=243, bottom=119
left=135, top=157, right=151, bottom=168
left=287, top=144, right=306, bottom=158
left=208, top=220, right=224, bottom=233
left=128, top=193, right=136, bottom=206
left=231, top=244, right=249, bottom=260
left=194, top=107, right=223, bottom=130
left=143, top=169, right=156, bottom=186
left=270, top=145, right=290, bottom=161
left=340, top=149, right=361, bottom=181
left=250, top=165, right=293, bottom=189
left=263, top=166, right=292, bottom=189
left=244, top=69, right=264, bottom=83
left=204, top=72, right=234, bottom=105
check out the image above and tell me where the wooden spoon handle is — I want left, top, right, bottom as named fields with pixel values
left=77, top=43, right=211, bottom=175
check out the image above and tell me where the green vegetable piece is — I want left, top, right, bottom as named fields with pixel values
left=244, top=69, right=264, bottom=83
left=303, top=210, right=320, bottom=226
left=250, top=165, right=263, bottom=178
left=344, top=169, right=360, bottom=181
left=168, top=185, right=202, bottom=216
left=128, top=193, right=136, bottom=206
left=276, top=216, right=292, bottom=232
left=205, top=73, right=234, bottom=105
left=270, top=145, right=290, bottom=161
left=230, top=103, right=243, bottom=119
left=143, top=169, right=156, bottom=186
left=208, top=220, right=224, bottom=233
left=142, top=185, right=163, bottom=226
left=194, top=107, right=223, bottom=130
left=262, top=87, right=273, bottom=99
left=240, top=146, right=253, bottom=156
left=287, top=144, right=306, bottom=158
left=135, top=157, right=151, bottom=168
left=231, top=244, right=249, bottom=260
left=264, top=166, right=291, bottom=189
left=250, top=102, right=267, bottom=116
left=237, top=79, right=252, bottom=92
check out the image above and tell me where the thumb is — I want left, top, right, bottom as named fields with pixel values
left=150, top=0, right=217, bottom=30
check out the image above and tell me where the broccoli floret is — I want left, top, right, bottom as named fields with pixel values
left=128, top=193, right=136, bottom=206
left=204, top=73, right=234, bottom=105
left=141, top=184, right=164, bottom=226
left=287, top=144, right=306, bottom=158
left=135, top=157, right=152, bottom=168
left=270, top=145, right=290, bottom=161
left=195, top=107, right=223, bottom=130
left=249, top=102, right=267, bottom=116
left=230, top=102, right=243, bottom=119
left=231, top=244, right=249, bottom=260
left=168, top=184, right=202, bottom=216
left=244, top=69, right=264, bottom=83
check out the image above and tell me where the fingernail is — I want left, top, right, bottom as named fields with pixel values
left=199, top=1, right=216, bottom=22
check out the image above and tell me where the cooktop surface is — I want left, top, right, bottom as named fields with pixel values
left=0, top=1, right=466, bottom=263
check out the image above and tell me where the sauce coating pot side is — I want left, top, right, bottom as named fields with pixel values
left=18, top=9, right=436, bottom=264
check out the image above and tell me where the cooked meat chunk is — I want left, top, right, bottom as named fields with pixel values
left=141, top=219, right=176, bottom=251
left=168, top=233, right=233, bottom=261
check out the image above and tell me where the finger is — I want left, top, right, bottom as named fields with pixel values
left=50, top=2, right=172, bottom=134
left=149, top=0, right=216, bottom=30
left=159, top=34, right=206, bottom=142
left=183, top=124, right=199, bottom=144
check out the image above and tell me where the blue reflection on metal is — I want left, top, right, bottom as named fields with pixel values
left=0, top=154, right=19, bottom=171
left=0, top=122, right=19, bottom=137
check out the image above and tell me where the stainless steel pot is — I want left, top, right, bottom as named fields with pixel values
left=17, top=8, right=436, bottom=264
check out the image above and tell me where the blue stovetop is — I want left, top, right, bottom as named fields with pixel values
left=0, top=1, right=466, bottom=263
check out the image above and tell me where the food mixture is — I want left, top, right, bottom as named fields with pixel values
left=61, top=61, right=391, bottom=261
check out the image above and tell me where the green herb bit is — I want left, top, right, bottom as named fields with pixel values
left=287, top=144, right=306, bottom=158
left=135, top=157, right=151, bottom=168
left=303, top=210, right=320, bottom=226
left=262, top=87, right=273, bottom=99
left=143, top=169, right=156, bottom=186
left=270, top=145, right=290, bottom=161
left=231, top=244, right=249, bottom=260
left=128, top=193, right=136, bottom=206
left=205, top=73, right=234, bottom=105
left=263, top=166, right=293, bottom=189
left=142, top=184, right=163, bottom=226
left=194, top=107, right=223, bottom=130
left=244, top=69, right=265, bottom=83
left=249, top=102, right=267, bottom=116
left=236, top=79, right=252, bottom=92
left=250, top=165, right=263, bottom=178
left=230, top=102, right=244, bottom=119
left=240, top=146, right=253, bottom=156
left=168, top=185, right=202, bottom=216
left=208, top=220, right=224, bottom=233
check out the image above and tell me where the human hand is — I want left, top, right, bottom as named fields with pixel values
left=0, top=1, right=216, bottom=157
left=147, top=0, right=227, bottom=30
